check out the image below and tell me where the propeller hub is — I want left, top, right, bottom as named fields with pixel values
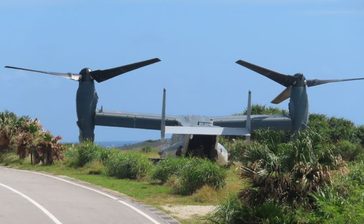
left=293, top=73, right=306, bottom=86
left=80, top=68, right=93, bottom=81
left=293, top=73, right=304, bottom=79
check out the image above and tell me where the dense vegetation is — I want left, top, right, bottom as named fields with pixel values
left=60, top=142, right=227, bottom=195
left=1, top=107, right=364, bottom=223
left=152, top=157, right=226, bottom=195
left=0, top=111, right=64, bottom=165
left=0, top=111, right=226, bottom=198
left=211, top=106, right=364, bottom=223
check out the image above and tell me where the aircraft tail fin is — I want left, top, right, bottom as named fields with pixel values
left=161, top=88, right=166, bottom=140
left=246, top=91, right=252, bottom=141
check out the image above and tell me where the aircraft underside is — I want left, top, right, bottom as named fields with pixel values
left=186, top=135, right=218, bottom=160
left=160, top=134, right=228, bottom=165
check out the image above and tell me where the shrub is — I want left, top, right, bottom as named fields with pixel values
left=308, top=113, right=331, bottom=141
left=0, top=111, right=18, bottom=151
left=307, top=162, right=364, bottom=223
left=105, top=151, right=152, bottom=179
left=9, top=118, right=43, bottom=159
left=281, top=130, right=340, bottom=169
left=251, top=129, right=290, bottom=148
left=212, top=115, right=364, bottom=223
left=328, top=117, right=358, bottom=143
left=151, top=157, right=188, bottom=183
left=210, top=196, right=297, bottom=224
left=176, top=158, right=226, bottom=195
left=29, top=132, right=65, bottom=165
left=141, top=146, right=152, bottom=153
left=95, top=147, right=113, bottom=163
left=240, top=142, right=277, bottom=168
left=357, top=125, right=364, bottom=146
left=192, top=185, right=218, bottom=203
left=208, top=194, right=247, bottom=224
left=334, top=140, right=364, bottom=161
left=11, top=132, right=34, bottom=159
left=83, top=160, right=105, bottom=175
left=0, top=152, right=22, bottom=165
left=242, top=104, right=287, bottom=115
left=64, top=146, right=79, bottom=167
left=65, top=142, right=103, bottom=167
left=152, top=157, right=226, bottom=195
left=0, top=112, right=65, bottom=164
left=219, top=138, right=249, bottom=163
left=240, top=130, right=339, bottom=206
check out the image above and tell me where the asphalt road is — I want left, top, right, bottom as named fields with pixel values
left=0, top=167, right=178, bottom=224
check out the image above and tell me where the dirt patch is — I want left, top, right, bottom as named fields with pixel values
left=162, top=205, right=216, bottom=220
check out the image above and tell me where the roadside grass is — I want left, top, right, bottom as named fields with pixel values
left=123, top=146, right=161, bottom=159
left=0, top=146, right=247, bottom=224
left=0, top=152, right=245, bottom=223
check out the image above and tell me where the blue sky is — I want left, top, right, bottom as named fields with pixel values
left=1, top=0, right=363, bottom=142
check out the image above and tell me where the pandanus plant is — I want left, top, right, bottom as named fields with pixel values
left=240, top=130, right=342, bottom=207
left=32, top=133, right=64, bottom=165
left=0, top=112, right=65, bottom=164
left=0, top=111, right=18, bottom=151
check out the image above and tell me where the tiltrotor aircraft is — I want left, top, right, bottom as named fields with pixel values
left=5, top=59, right=363, bottom=165
left=5, top=59, right=291, bottom=165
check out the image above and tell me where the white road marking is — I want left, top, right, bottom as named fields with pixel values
left=4, top=168, right=161, bottom=224
left=0, top=182, right=63, bottom=224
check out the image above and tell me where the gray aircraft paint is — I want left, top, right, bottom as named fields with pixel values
left=76, top=68, right=98, bottom=142
left=289, top=85, right=308, bottom=132
left=235, top=59, right=364, bottom=133
left=289, top=74, right=309, bottom=132
left=5, top=58, right=161, bottom=142
left=6, top=59, right=363, bottom=144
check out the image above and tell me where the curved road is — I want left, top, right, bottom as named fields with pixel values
left=0, top=167, right=178, bottom=224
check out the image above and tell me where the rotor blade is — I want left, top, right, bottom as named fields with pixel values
left=90, top=58, right=161, bottom=83
left=236, top=60, right=296, bottom=87
left=307, top=77, right=364, bottom=87
left=4, top=66, right=80, bottom=81
left=271, top=86, right=291, bottom=104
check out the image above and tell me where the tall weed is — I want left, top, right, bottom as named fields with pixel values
left=334, top=140, right=364, bottom=161
left=65, top=142, right=103, bottom=167
left=176, top=158, right=226, bottom=195
left=151, top=157, right=188, bottom=183
left=209, top=195, right=295, bottom=224
left=241, top=130, right=338, bottom=206
left=152, top=157, right=226, bottom=195
left=105, top=151, right=152, bottom=179
left=307, top=162, right=364, bottom=223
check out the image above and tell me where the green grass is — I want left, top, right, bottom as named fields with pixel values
left=0, top=152, right=244, bottom=223
left=3, top=160, right=172, bottom=204
left=0, top=153, right=245, bottom=204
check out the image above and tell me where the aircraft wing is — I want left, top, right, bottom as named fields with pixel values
left=95, top=111, right=179, bottom=130
left=211, top=114, right=292, bottom=131
left=164, top=126, right=250, bottom=136
left=95, top=111, right=292, bottom=135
